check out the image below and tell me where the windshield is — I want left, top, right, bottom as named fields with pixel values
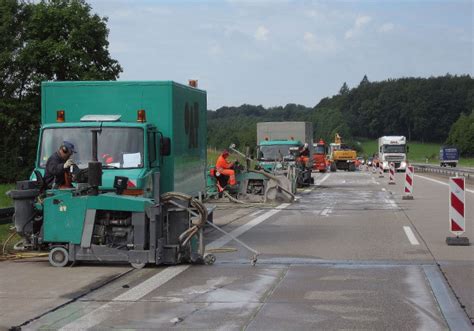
left=259, top=144, right=299, bottom=161
left=383, top=144, right=406, bottom=153
left=314, top=145, right=325, bottom=154
left=39, top=127, right=144, bottom=169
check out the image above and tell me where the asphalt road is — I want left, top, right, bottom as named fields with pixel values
left=1, top=170, right=473, bottom=330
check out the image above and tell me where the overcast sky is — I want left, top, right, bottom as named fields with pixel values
left=88, top=0, right=473, bottom=110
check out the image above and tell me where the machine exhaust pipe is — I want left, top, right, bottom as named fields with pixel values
left=88, top=129, right=102, bottom=195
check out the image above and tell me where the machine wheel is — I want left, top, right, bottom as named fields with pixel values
left=131, top=262, right=146, bottom=269
left=204, top=253, right=216, bottom=265
left=49, top=246, right=69, bottom=267
left=330, top=163, right=337, bottom=172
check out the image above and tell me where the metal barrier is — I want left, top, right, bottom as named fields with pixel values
left=0, top=207, right=14, bottom=225
left=412, top=163, right=473, bottom=180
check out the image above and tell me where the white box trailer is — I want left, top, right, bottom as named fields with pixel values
left=257, top=122, right=313, bottom=147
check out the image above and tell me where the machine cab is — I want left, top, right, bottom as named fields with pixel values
left=34, top=113, right=169, bottom=197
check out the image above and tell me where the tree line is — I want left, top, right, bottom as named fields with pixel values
left=208, top=75, right=474, bottom=156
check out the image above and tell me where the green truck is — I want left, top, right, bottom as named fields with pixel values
left=8, top=81, right=212, bottom=268
left=256, top=122, right=314, bottom=187
left=36, top=81, right=207, bottom=196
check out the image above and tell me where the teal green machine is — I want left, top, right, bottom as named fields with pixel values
left=8, top=81, right=214, bottom=268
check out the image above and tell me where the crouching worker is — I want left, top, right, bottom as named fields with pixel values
left=215, top=149, right=237, bottom=188
left=44, top=141, right=76, bottom=189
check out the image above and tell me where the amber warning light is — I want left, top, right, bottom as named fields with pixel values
left=137, top=109, right=146, bottom=122
left=57, top=110, right=65, bottom=122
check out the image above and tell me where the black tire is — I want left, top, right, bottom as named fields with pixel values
left=330, top=163, right=337, bottom=172
left=49, top=246, right=69, bottom=267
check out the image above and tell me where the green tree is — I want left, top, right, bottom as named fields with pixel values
left=446, top=111, right=474, bottom=156
left=0, top=0, right=122, bottom=182
left=339, top=82, right=349, bottom=95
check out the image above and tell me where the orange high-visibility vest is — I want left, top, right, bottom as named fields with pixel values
left=216, top=155, right=232, bottom=170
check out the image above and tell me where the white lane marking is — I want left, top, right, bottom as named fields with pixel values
left=314, top=173, right=330, bottom=185
left=207, top=203, right=291, bottom=250
left=59, top=266, right=190, bottom=330
left=304, top=189, right=312, bottom=193
left=403, top=226, right=420, bottom=245
left=416, top=174, right=474, bottom=194
left=249, top=210, right=263, bottom=217
left=320, top=207, right=332, bottom=217
left=60, top=203, right=291, bottom=330
left=114, top=266, right=189, bottom=302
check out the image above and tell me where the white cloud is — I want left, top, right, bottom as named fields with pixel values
left=355, top=15, right=372, bottom=28
left=208, top=43, right=223, bottom=57
left=255, top=25, right=269, bottom=41
left=344, top=29, right=355, bottom=39
left=378, top=22, right=395, bottom=33
left=302, top=32, right=338, bottom=53
left=305, top=9, right=318, bottom=18
left=345, top=15, right=372, bottom=39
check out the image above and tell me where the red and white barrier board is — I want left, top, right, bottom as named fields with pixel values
left=449, top=177, right=465, bottom=236
left=404, top=166, right=414, bottom=196
left=389, top=162, right=395, bottom=185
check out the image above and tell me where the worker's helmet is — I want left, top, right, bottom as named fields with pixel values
left=222, top=149, right=229, bottom=157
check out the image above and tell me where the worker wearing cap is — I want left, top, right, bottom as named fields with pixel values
left=44, top=141, right=76, bottom=188
left=215, top=150, right=236, bottom=186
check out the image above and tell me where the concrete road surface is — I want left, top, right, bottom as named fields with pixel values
left=1, top=170, right=473, bottom=330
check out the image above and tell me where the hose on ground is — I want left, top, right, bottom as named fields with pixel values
left=2, top=231, right=16, bottom=256
left=161, top=192, right=208, bottom=248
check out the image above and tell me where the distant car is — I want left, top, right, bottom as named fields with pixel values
left=367, top=157, right=374, bottom=166
left=357, top=157, right=365, bottom=165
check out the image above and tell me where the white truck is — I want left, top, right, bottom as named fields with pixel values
left=377, top=136, right=408, bottom=171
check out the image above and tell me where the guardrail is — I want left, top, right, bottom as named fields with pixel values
left=0, top=207, right=14, bottom=225
left=412, top=163, right=474, bottom=180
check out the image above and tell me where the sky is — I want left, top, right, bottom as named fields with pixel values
left=88, top=0, right=473, bottom=110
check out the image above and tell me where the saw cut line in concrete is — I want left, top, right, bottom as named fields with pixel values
left=416, top=175, right=474, bottom=194
left=55, top=202, right=291, bottom=330
left=403, top=226, right=420, bottom=246
left=423, top=265, right=473, bottom=330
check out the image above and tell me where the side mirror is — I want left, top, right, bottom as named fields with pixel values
left=161, top=137, right=171, bottom=156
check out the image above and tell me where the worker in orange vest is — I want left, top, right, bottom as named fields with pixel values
left=299, top=143, right=310, bottom=166
left=215, top=149, right=236, bottom=186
